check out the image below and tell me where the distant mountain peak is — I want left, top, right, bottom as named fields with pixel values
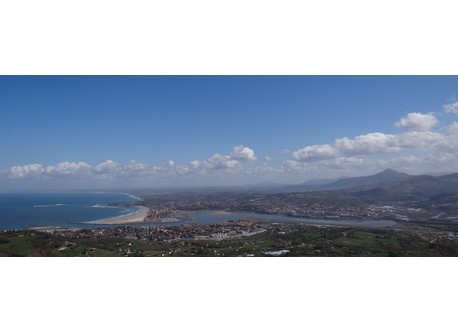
left=322, top=168, right=412, bottom=190
left=369, top=168, right=411, bottom=181
left=378, top=168, right=401, bottom=175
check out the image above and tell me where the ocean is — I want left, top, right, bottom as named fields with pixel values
left=0, top=192, right=139, bottom=230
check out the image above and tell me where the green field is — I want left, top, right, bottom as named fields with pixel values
left=1, top=224, right=457, bottom=257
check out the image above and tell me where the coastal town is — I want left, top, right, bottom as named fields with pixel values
left=2, top=187, right=457, bottom=257
left=126, top=190, right=458, bottom=224
left=2, top=182, right=458, bottom=257
left=56, top=220, right=269, bottom=243
left=2, top=218, right=458, bottom=257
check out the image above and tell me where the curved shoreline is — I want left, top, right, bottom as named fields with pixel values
left=84, top=206, right=149, bottom=225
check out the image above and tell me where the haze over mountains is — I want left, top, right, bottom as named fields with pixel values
left=271, top=169, right=458, bottom=198
left=133, top=169, right=458, bottom=200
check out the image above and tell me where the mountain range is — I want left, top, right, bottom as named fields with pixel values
left=271, top=169, right=458, bottom=198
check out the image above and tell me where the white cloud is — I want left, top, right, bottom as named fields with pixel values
left=94, top=160, right=121, bottom=173
left=318, top=156, right=372, bottom=170
left=317, top=155, right=423, bottom=173
left=8, top=163, right=45, bottom=179
left=0, top=144, right=270, bottom=184
left=395, top=112, right=438, bottom=131
left=208, top=153, right=240, bottom=170
left=175, top=162, right=198, bottom=176
left=444, top=102, right=458, bottom=114
left=46, top=161, right=91, bottom=176
left=2, top=112, right=457, bottom=186
left=286, top=110, right=458, bottom=177
left=293, top=132, right=402, bottom=162
left=293, top=143, right=337, bottom=161
left=124, top=160, right=147, bottom=172
left=174, top=145, right=257, bottom=176
left=397, top=130, right=446, bottom=150
left=292, top=113, right=449, bottom=163
left=281, top=153, right=445, bottom=179
left=448, top=121, right=458, bottom=136
left=336, top=132, right=401, bottom=155
left=282, top=160, right=309, bottom=174
left=123, top=161, right=161, bottom=177
left=3, top=159, right=166, bottom=182
left=230, top=145, right=257, bottom=161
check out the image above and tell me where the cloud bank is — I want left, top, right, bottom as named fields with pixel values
left=285, top=111, right=458, bottom=176
left=2, top=107, right=458, bottom=188
left=2, top=145, right=259, bottom=185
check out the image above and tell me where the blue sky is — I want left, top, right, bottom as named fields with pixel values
left=1, top=76, right=458, bottom=189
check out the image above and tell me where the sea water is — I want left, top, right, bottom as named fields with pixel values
left=0, top=192, right=138, bottom=230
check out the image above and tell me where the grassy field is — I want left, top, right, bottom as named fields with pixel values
left=1, top=224, right=458, bottom=257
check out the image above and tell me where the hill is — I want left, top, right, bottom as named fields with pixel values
left=347, top=173, right=458, bottom=199
left=323, top=169, right=412, bottom=190
left=439, top=173, right=458, bottom=181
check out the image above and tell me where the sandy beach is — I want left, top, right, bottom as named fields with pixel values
left=210, top=210, right=232, bottom=216
left=84, top=206, right=150, bottom=225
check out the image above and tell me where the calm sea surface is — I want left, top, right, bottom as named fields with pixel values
left=0, top=192, right=138, bottom=230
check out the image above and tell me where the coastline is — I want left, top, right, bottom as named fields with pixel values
left=84, top=206, right=150, bottom=225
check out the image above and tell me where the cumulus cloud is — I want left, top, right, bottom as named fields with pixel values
left=175, top=161, right=200, bottom=176
left=283, top=153, right=449, bottom=178
left=395, top=112, right=438, bottom=131
left=46, top=161, right=91, bottom=177
left=208, top=153, right=240, bottom=170
left=284, top=110, right=458, bottom=178
left=292, top=143, right=337, bottom=161
left=397, top=130, right=446, bottom=150
left=3, top=113, right=457, bottom=186
left=448, top=121, right=458, bottom=136
left=336, top=132, right=402, bottom=154
left=444, top=102, right=458, bottom=114
left=292, top=113, right=449, bottom=163
left=124, top=160, right=148, bottom=172
left=123, top=161, right=161, bottom=177
left=292, top=130, right=450, bottom=163
left=175, top=145, right=257, bottom=176
left=8, top=163, right=45, bottom=179
left=229, top=145, right=257, bottom=161
left=94, top=160, right=121, bottom=173
left=292, top=132, right=402, bottom=162
left=3, top=159, right=165, bottom=182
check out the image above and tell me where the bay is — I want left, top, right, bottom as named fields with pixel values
left=0, top=192, right=138, bottom=230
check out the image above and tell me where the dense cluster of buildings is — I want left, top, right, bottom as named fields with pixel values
left=137, top=192, right=458, bottom=222
left=139, top=196, right=392, bottom=221
left=144, top=208, right=193, bottom=223
left=52, top=220, right=273, bottom=242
